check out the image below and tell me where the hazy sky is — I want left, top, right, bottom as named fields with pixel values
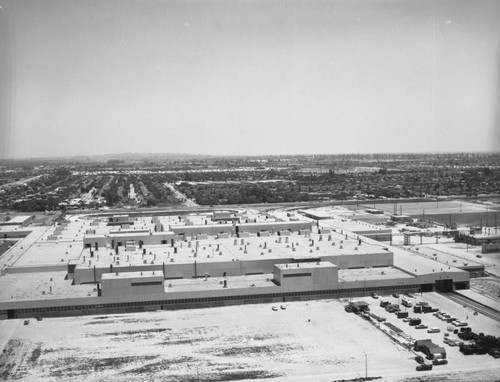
left=1, top=0, right=499, bottom=159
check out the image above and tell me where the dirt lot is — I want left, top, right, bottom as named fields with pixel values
left=0, top=297, right=499, bottom=382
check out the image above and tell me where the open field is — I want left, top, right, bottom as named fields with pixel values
left=1, top=296, right=499, bottom=382
left=359, top=201, right=500, bottom=228
left=364, top=201, right=500, bottom=216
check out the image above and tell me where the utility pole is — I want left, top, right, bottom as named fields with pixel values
left=364, top=351, right=368, bottom=378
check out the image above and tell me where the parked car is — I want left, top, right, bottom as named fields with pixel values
left=433, top=358, right=448, bottom=365
left=23, top=320, right=30, bottom=325
left=371, top=292, right=379, bottom=299
left=487, top=348, right=500, bottom=358
left=427, top=327, right=441, bottom=333
left=416, top=324, right=428, bottom=329
left=415, top=356, right=425, bottom=364
left=392, top=293, right=400, bottom=298
left=416, top=363, right=433, bottom=371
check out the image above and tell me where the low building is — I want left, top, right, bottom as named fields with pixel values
left=482, top=243, right=500, bottom=253
left=237, top=221, right=313, bottom=234
left=455, top=233, right=500, bottom=246
left=170, top=224, right=235, bottom=238
left=83, top=231, right=176, bottom=249
left=414, top=339, right=446, bottom=360
left=212, top=211, right=239, bottom=222
left=0, top=215, right=33, bottom=227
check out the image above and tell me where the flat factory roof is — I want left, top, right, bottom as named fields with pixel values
left=74, top=230, right=388, bottom=270
left=338, top=267, right=414, bottom=282
left=165, top=274, right=275, bottom=293
left=0, top=271, right=97, bottom=302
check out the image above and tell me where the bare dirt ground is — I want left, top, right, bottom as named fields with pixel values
left=0, top=298, right=499, bottom=382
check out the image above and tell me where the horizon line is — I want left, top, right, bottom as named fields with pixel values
left=1, top=150, right=500, bottom=162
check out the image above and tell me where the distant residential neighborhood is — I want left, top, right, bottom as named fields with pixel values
left=0, top=153, right=499, bottom=212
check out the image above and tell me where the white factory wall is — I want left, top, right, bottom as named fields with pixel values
left=321, top=250, right=393, bottom=269
left=101, top=273, right=164, bottom=297
left=274, top=263, right=339, bottom=292
left=170, top=224, right=235, bottom=237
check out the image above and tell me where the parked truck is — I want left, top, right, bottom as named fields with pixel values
left=402, top=297, right=413, bottom=307
left=409, top=318, right=422, bottom=326
left=397, top=311, right=409, bottom=319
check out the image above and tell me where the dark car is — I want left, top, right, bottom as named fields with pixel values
left=416, top=363, right=433, bottom=371
left=415, top=356, right=425, bottom=364
left=433, top=358, right=448, bottom=365
left=392, top=293, right=400, bottom=298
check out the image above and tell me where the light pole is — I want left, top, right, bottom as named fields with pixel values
left=364, top=351, right=368, bottom=378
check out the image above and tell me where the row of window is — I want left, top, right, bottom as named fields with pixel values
left=131, top=281, right=163, bottom=287
left=282, top=273, right=312, bottom=278
left=3, top=284, right=421, bottom=315
left=8, top=304, right=104, bottom=313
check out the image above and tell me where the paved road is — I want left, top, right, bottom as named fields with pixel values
left=163, top=182, right=198, bottom=207
left=0, top=175, right=45, bottom=190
